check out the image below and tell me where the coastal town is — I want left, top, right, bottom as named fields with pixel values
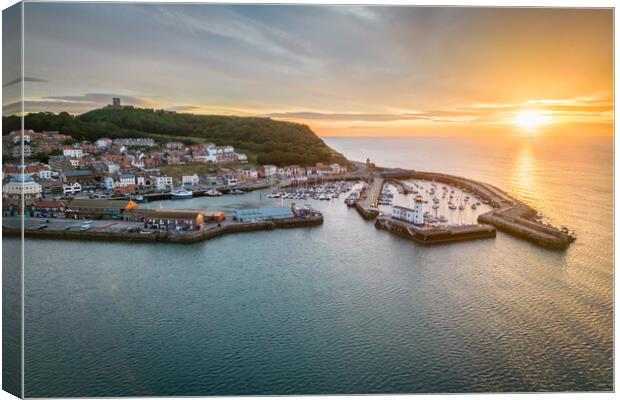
left=1, top=104, right=575, bottom=250
left=0, top=100, right=358, bottom=240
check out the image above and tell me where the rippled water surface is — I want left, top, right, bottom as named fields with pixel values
left=18, top=136, right=613, bottom=396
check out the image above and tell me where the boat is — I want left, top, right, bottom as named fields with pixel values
left=80, top=224, right=91, bottom=231
left=449, top=204, right=457, bottom=210
left=171, top=190, right=193, bottom=200
left=438, top=216, right=448, bottom=223
left=459, top=205, right=465, bottom=210
left=230, top=189, right=245, bottom=195
left=205, top=189, right=223, bottom=197
left=135, top=195, right=146, bottom=203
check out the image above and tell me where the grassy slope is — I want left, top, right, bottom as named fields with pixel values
left=3, top=107, right=349, bottom=167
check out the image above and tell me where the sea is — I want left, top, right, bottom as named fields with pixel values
left=3, top=136, right=613, bottom=396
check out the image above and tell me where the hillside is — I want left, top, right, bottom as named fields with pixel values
left=2, top=107, right=349, bottom=167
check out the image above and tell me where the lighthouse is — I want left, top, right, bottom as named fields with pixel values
left=413, top=195, right=425, bottom=225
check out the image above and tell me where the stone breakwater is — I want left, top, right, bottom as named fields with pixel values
left=4, top=215, right=324, bottom=244
left=355, top=168, right=575, bottom=250
left=375, top=217, right=496, bottom=245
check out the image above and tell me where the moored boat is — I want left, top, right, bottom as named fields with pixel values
left=171, top=190, right=193, bottom=200
left=206, top=189, right=223, bottom=197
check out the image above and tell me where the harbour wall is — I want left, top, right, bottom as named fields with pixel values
left=375, top=217, right=496, bottom=245
left=377, top=168, right=573, bottom=250
left=4, top=215, right=323, bottom=244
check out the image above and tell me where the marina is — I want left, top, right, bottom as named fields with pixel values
left=339, top=167, right=577, bottom=250
left=7, top=163, right=577, bottom=250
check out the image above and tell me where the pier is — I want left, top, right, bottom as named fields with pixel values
left=354, top=175, right=384, bottom=220
left=3, top=214, right=323, bottom=244
left=346, top=167, right=575, bottom=250
left=375, top=216, right=496, bottom=245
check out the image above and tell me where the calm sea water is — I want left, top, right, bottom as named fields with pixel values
left=9, top=136, right=613, bottom=396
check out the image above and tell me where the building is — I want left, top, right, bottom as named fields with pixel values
left=142, top=210, right=205, bottom=231
left=65, top=199, right=137, bottom=219
left=95, top=138, right=113, bottom=148
left=62, top=182, right=82, bottom=195
left=30, top=199, right=66, bottom=218
left=2, top=174, right=42, bottom=201
left=166, top=141, right=185, bottom=150
left=262, top=165, right=278, bottom=177
left=8, top=130, right=33, bottom=144
left=182, top=174, right=199, bottom=188
left=391, top=200, right=424, bottom=225
left=2, top=199, right=21, bottom=217
left=233, top=207, right=294, bottom=222
left=154, top=176, right=173, bottom=191
left=102, top=176, right=115, bottom=190
left=118, top=174, right=136, bottom=187
left=113, top=138, right=156, bottom=147
left=239, top=168, right=258, bottom=180
left=63, top=147, right=84, bottom=158
left=112, top=97, right=121, bottom=107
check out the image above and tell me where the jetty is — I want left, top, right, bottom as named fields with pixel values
left=3, top=214, right=323, bottom=243
left=373, top=168, right=574, bottom=250
left=341, top=164, right=574, bottom=250
left=375, top=216, right=496, bottom=245
left=354, top=175, right=384, bottom=220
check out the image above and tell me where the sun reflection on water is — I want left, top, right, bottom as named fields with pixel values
left=508, top=143, right=540, bottom=209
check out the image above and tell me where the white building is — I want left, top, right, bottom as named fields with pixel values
left=2, top=174, right=42, bottom=200
left=10, top=130, right=33, bottom=144
left=106, top=162, right=120, bottom=174
left=95, top=138, right=113, bottom=148
left=154, top=176, right=173, bottom=190
left=224, top=176, right=238, bottom=186
left=102, top=176, right=115, bottom=190
left=63, top=147, right=83, bottom=158
left=38, top=168, right=53, bottom=180
left=331, top=163, right=345, bottom=174
left=182, top=174, right=200, bottom=187
left=391, top=202, right=424, bottom=225
left=118, top=174, right=136, bottom=187
left=62, top=182, right=82, bottom=195
left=262, top=165, right=277, bottom=177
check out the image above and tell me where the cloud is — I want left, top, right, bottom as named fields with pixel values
left=42, top=93, right=157, bottom=107
left=265, top=111, right=430, bottom=122
left=266, top=97, right=614, bottom=125
left=2, top=76, right=49, bottom=88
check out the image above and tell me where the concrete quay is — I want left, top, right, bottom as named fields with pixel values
left=3, top=214, right=323, bottom=244
left=375, top=216, right=496, bottom=245
left=376, top=168, right=574, bottom=250
left=354, top=175, right=384, bottom=220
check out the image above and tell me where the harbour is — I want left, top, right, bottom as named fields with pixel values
left=11, top=136, right=612, bottom=396
left=7, top=162, right=577, bottom=250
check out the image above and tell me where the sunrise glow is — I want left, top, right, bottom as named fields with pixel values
left=6, top=5, right=612, bottom=137
left=514, top=110, right=552, bottom=131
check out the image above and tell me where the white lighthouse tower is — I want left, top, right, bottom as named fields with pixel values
left=413, top=195, right=425, bottom=225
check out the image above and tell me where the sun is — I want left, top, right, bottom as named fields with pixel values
left=514, top=110, right=551, bottom=130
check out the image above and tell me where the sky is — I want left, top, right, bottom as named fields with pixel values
left=2, top=3, right=614, bottom=137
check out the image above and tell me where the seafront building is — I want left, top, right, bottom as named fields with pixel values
left=233, top=207, right=295, bottom=222
left=391, top=197, right=425, bottom=225
left=2, top=173, right=42, bottom=200
left=2, top=128, right=348, bottom=224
